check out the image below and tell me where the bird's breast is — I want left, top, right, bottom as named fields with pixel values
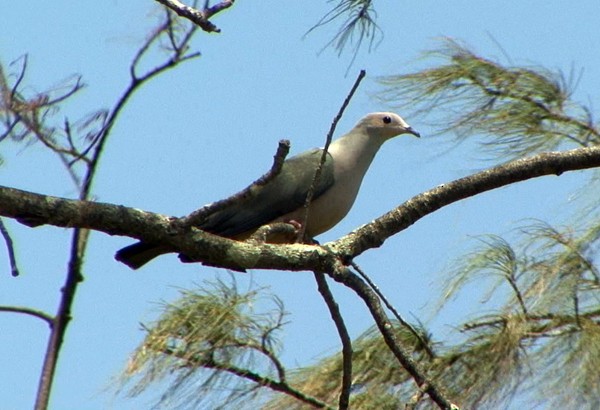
left=274, top=171, right=363, bottom=237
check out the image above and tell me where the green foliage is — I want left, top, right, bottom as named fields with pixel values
left=262, top=221, right=600, bottom=409
left=379, top=39, right=600, bottom=159
left=436, top=221, right=600, bottom=408
left=117, top=40, right=600, bottom=409
left=118, top=225, right=600, bottom=409
left=121, top=276, right=288, bottom=409
left=307, top=1, right=381, bottom=65
left=262, top=323, right=432, bottom=409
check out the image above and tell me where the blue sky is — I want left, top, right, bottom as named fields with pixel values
left=2, top=1, right=600, bottom=409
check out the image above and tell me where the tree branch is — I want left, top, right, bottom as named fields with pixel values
left=165, top=350, right=334, bottom=409
left=0, top=218, right=20, bottom=277
left=298, top=69, right=366, bottom=241
left=329, top=146, right=600, bottom=260
left=350, top=261, right=435, bottom=358
left=313, top=272, right=353, bottom=410
left=330, top=265, right=456, bottom=409
left=204, top=359, right=333, bottom=409
left=155, top=0, right=235, bottom=33
left=0, top=306, right=54, bottom=327
left=1, top=146, right=600, bottom=272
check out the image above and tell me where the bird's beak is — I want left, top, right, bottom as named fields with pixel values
left=406, top=126, right=421, bottom=138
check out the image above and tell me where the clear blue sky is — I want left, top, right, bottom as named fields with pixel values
left=2, top=1, right=599, bottom=409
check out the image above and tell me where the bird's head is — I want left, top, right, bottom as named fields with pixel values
left=357, top=112, right=420, bottom=140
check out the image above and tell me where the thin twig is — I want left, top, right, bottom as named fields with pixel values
left=298, top=69, right=366, bottom=241
left=0, top=306, right=54, bottom=327
left=313, top=272, right=353, bottom=410
left=204, top=359, right=334, bottom=409
left=0, top=218, right=20, bottom=277
left=350, top=261, right=436, bottom=359
left=183, top=139, right=290, bottom=227
left=164, top=348, right=334, bottom=409
left=504, top=273, right=528, bottom=316
left=331, top=265, right=457, bottom=410
left=10, top=55, right=28, bottom=100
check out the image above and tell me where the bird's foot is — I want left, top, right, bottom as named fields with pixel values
left=285, top=219, right=320, bottom=244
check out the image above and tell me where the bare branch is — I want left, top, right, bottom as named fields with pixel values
left=0, top=218, right=19, bottom=277
left=184, top=139, right=291, bottom=227
left=155, top=0, right=235, bottom=33
left=298, top=69, right=366, bottom=241
left=81, top=15, right=200, bottom=198
left=0, top=305, right=54, bottom=327
left=350, top=261, right=436, bottom=359
left=313, top=272, right=353, bottom=409
left=193, top=355, right=334, bottom=409
left=330, top=265, right=457, bottom=409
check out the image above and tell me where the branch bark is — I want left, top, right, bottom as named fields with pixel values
left=1, top=146, right=599, bottom=273
left=329, top=146, right=600, bottom=259
left=0, top=218, right=19, bottom=277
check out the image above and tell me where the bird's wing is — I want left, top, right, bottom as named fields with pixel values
left=200, top=148, right=334, bottom=237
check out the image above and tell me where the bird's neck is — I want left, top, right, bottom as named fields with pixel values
left=328, top=128, right=385, bottom=177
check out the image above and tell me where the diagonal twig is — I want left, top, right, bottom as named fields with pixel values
left=298, top=69, right=366, bottom=241
left=183, top=139, right=290, bottom=227
left=350, top=261, right=436, bottom=359
left=330, top=264, right=457, bottom=410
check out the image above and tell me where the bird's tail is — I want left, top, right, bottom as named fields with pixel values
left=115, top=241, right=172, bottom=270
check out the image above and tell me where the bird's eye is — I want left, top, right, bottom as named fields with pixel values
left=383, top=116, right=392, bottom=124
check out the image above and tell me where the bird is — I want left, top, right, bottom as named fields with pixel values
left=115, top=112, right=419, bottom=269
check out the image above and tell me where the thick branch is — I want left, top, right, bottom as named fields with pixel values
left=329, top=146, right=600, bottom=259
left=1, top=146, right=600, bottom=272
